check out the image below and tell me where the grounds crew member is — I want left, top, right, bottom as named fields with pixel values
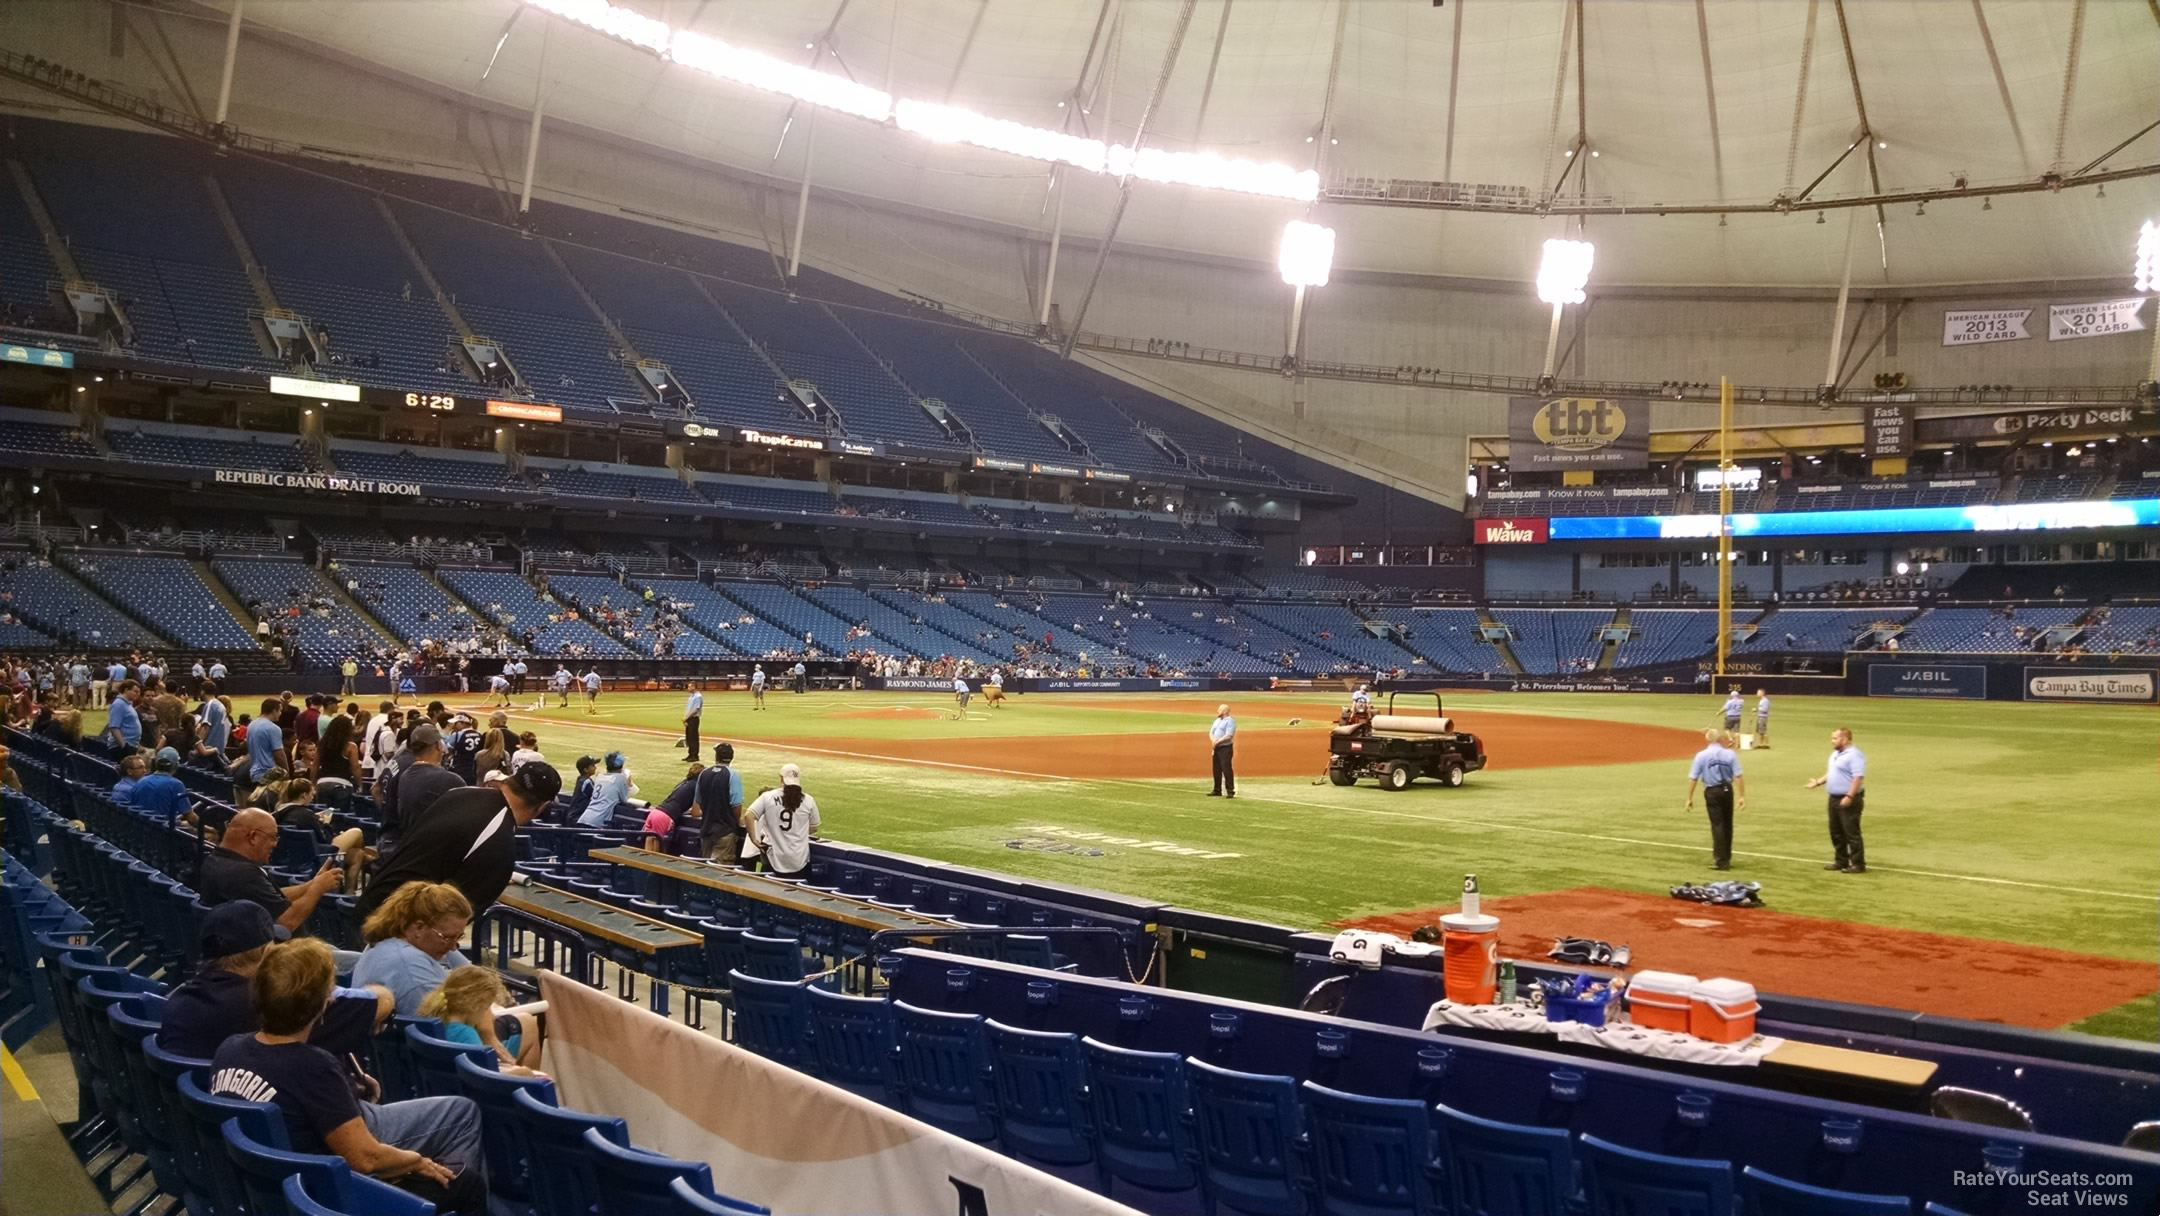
left=1683, top=729, right=1745, bottom=870
left=750, top=665, right=767, bottom=710
left=1721, top=688, right=1744, bottom=731
left=682, top=687, right=703, bottom=761
left=1806, top=727, right=1868, bottom=873
left=1207, top=704, right=1236, bottom=798
left=1753, top=689, right=1772, bottom=747
left=952, top=675, right=971, bottom=714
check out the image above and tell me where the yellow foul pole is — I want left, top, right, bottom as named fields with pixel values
left=1716, top=376, right=1734, bottom=679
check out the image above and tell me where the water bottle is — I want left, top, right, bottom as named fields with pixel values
left=1462, top=873, right=1480, bottom=917
left=1499, top=959, right=1517, bottom=1004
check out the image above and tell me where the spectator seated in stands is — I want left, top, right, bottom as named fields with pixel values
left=210, top=937, right=489, bottom=1214
left=158, top=900, right=394, bottom=1060
left=110, top=751, right=147, bottom=802
left=127, top=745, right=193, bottom=826
left=419, top=963, right=542, bottom=1073
left=197, top=807, right=348, bottom=936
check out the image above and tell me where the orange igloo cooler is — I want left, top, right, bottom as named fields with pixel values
left=1689, top=978, right=1760, bottom=1043
left=1625, top=971, right=1697, bottom=1033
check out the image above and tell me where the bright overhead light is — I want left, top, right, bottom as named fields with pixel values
left=530, top=0, right=1317, bottom=201
left=1277, top=220, right=1335, bottom=287
left=1536, top=238, right=1594, bottom=304
left=2135, top=219, right=2160, bottom=293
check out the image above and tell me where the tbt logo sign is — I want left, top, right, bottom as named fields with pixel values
left=1508, top=396, right=1650, bottom=470
left=1532, top=398, right=1629, bottom=452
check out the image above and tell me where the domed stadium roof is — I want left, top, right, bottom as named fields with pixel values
left=241, top=0, right=2158, bottom=287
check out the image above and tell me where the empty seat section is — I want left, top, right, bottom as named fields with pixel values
left=1617, top=609, right=1747, bottom=668
left=798, top=586, right=1001, bottom=664
left=632, top=578, right=797, bottom=656
left=1390, top=607, right=1508, bottom=673
left=1237, top=602, right=1423, bottom=671
left=717, top=584, right=859, bottom=654
left=697, top=480, right=837, bottom=516
left=333, top=563, right=496, bottom=652
left=623, top=326, right=808, bottom=431
left=330, top=446, right=523, bottom=492
left=105, top=430, right=311, bottom=473
left=52, top=552, right=253, bottom=647
left=954, top=337, right=1184, bottom=475
left=437, top=568, right=634, bottom=656
left=839, top=311, right=1068, bottom=461
left=544, top=573, right=727, bottom=657
left=212, top=559, right=388, bottom=665
left=1747, top=608, right=1903, bottom=653
left=531, top=465, right=704, bottom=506
left=1894, top=605, right=2084, bottom=653
left=0, top=421, right=101, bottom=460
left=0, top=558, right=160, bottom=648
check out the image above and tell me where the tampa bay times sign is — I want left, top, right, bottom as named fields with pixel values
left=214, top=469, right=424, bottom=497
left=1507, top=397, right=1651, bottom=471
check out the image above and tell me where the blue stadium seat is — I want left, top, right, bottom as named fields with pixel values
left=1080, top=1036, right=1201, bottom=1198
left=982, top=1020, right=1092, bottom=1167
left=725, top=969, right=811, bottom=1070
left=403, top=1022, right=500, bottom=1098
left=1578, top=1133, right=1733, bottom=1216
left=450, top=1051, right=554, bottom=1202
left=1738, top=1167, right=1912, bottom=1216
left=581, top=1126, right=769, bottom=1216
left=1432, top=1102, right=1577, bottom=1216
left=507, top=1087, right=631, bottom=1216
left=738, top=931, right=810, bottom=982
left=281, top=1171, right=439, bottom=1216
left=1187, top=1058, right=1311, bottom=1216
left=805, top=986, right=896, bottom=1100
left=891, top=1000, right=995, bottom=1142
left=224, top=1117, right=433, bottom=1216
left=1300, top=1081, right=1442, bottom=1216
left=670, top=1174, right=770, bottom=1216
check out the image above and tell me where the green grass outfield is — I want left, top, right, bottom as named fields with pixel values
left=179, top=688, right=2160, bottom=1036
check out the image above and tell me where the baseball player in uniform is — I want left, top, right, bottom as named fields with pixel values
left=750, top=665, right=767, bottom=709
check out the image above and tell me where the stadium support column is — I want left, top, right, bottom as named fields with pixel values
left=1822, top=205, right=1860, bottom=397
left=1038, top=165, right=1066, bottom=333
left=787, top=112, right=816, bottom=281
left=1716, top=376, right=1734, bottom=679
left=1540, top=301, right=1565, bottom=384
left=518, top=17, right=552, bottom=215
left=214, top=0, right=243, bottom=129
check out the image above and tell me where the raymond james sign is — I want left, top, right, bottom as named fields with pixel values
left=2023, top=668, right=2156, bottom=703
left=214, top=469, right=423, bottom=496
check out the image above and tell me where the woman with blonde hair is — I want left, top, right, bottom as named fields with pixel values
left=419, top=966, right=541, bottom=1072
left=351, top=881, right=477, bottom=1015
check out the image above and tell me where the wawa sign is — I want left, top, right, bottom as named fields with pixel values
left=1474, top=517, right=1549, bottom=544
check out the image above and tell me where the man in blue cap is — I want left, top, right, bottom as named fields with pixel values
left=127, top=746, right=194, bottom=827
left=156, top=901, right=393, bottom=1059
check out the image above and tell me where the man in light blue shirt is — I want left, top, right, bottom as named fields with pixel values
left=198, top=686, right=230, bottom=758
left=1208, top=704, right=1237, bottom=798
left=1721, top=689, right=1743, bottom=730
left=208, top=660, right=228, bottom=682
left=682, top=688, right=703, bottom=761
left=104, top=681, right=143, bottom=749
left=1684, top=730, right=1746, bottom=870
left=1753, top=689, right=1772, bottom=747
left=578, top=752, right=633, bottom=826
left=244, top=698, right=288, bottom=784
left=582, top=669, right=602, bottom=715
left=1805, top=727, right=1869, bottom=873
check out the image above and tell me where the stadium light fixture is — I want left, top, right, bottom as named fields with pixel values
left=1278, top=221, right=1335, bottom=287
left=526, top=0, right=1318, bottom=201
left=1536, top=237, right=1594, bottom=383
left=1536, top=239, right=1595, bottom=305
left=2135, top=220, right=2160, bottom=293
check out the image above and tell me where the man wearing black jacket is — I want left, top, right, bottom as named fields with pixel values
left=357, top=762, right=562, bottom=918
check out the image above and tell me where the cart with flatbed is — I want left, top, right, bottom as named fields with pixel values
left=1326, top=692, right=1487, bottom=790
